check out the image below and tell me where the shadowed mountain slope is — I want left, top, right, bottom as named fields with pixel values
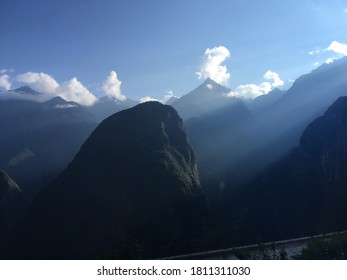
left=17, top=102, right=207, bottom=259
left=0, top=171, right=26, bottom=241
left=222, top=96, right=347, bottom=245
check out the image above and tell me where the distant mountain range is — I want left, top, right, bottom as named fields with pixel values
left=0, top=94, right=98, bottom=200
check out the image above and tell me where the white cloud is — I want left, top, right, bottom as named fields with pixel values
left=54, top=104, right=77, bottom=109
left=327, top=41, right=347, bottom=56
left=0, top=69, right=14, bottom=74
left=263, top=70, right=284, bottom=87
left=16, top=72, right=59, bottom=94
left=57, top=78, right=97, bottom=106
left=228, top=84, right=263, bottom=99
left=0, top=74, right=11, bottom=90
left=227, top=70, right=284, bottom=99
left=308, top=49, right=321, bottom=55
left=325, top=58, right=334, bottom=64
left=206, top=83, right=213, bottom=90
left=102, top=71, right=126, bottom=101
left=313, top=61, right=320, bottom=67
left=140, top=90, right=178, bottom=104
left=163, top=90, right=175, bottom=104
left=165, top=90, right=174, bottom=97
left=15, top=72, right=97, bottom=106
left=196, top=46, right=230, bottom=84
left=139, top=96, right=159, bottom=103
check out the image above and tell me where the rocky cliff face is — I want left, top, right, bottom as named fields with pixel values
left=21, top=101, right=207, bottom=259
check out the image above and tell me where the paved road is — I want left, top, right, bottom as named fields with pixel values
left=163, top=230, right=347, bottom=260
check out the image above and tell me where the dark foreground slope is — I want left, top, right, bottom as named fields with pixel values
left=222, top=96, right=347, bottom=245
left=13, top=102, right=207, bottom=259
left=0, top=171, right=26, bottom=242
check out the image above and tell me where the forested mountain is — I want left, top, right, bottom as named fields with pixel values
left=11, top=102, right=208, bottom=259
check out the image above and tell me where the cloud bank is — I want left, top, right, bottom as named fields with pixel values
left=325, top=58, right=334, bottom=64
left=228, top=70, right=284, bottom=99
left=327, top=41, right=347, bottom=56
left=140, top=90, right=178, bottom=104
left=0, top=74, right=11, bottom=90
left=1, top=69, right=130, bottom=106
left=139, top=96, right=159, bottom=103
left=16, top=72, right=59, bottom=94
left=57, top=78, right=97, bottom=106
left=15, top=72, right=97, bottom=106
left=196, top=46, right=230, bottom=84
left=102, top=71, right=126, bottom=101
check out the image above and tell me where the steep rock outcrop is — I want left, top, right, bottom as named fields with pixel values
left=21, top=102, right=207, bottom=259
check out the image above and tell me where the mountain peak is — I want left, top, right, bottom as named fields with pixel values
left=44, top=96, right=69, bottom=104
left=203, top=77, right=216, bottom=83
left=42, top=96, right=81, bottom=109
left=14, top=86, right=41, bottom=96
left=25, top=101, right=207, bottom=259
left=202, top=77, right=226, bottom=88
left=171, top=78, right=235, bottom=119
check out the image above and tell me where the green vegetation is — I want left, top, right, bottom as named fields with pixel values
left=234, top=243, right=288, bottom=260
left=296, top=234, right=347, bottom=260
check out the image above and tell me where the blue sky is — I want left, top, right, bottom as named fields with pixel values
left=1, top=0, right=347, bottom=104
